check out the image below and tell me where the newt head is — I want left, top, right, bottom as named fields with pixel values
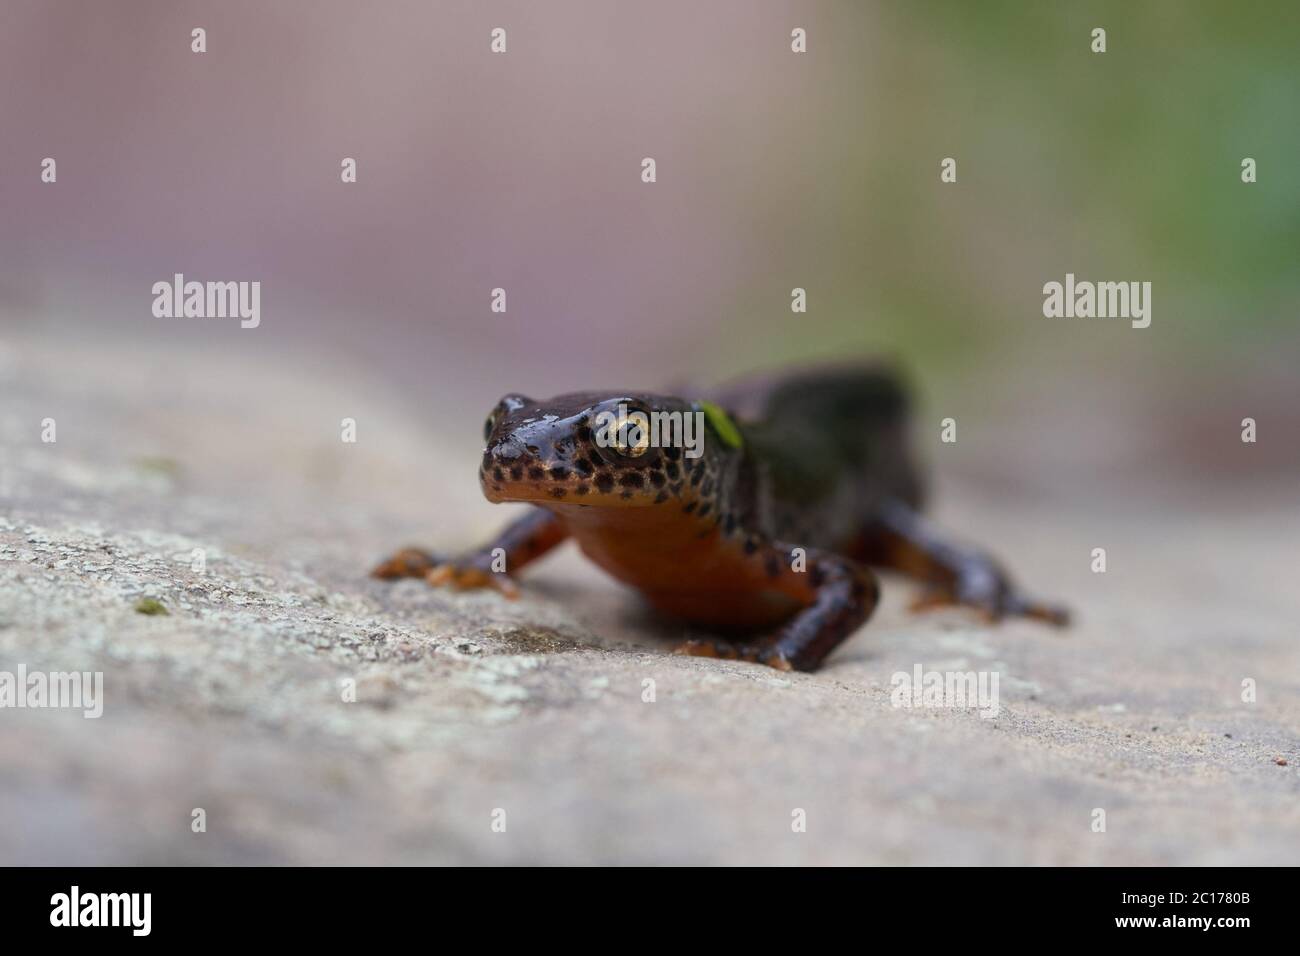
left=479, top=391, right=744, bottom=510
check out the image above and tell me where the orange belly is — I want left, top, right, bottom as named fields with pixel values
left=547, top=503, right=804, bottom=631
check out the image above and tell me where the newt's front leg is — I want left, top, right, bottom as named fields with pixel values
left=676, top=546, right=880, bottom=672
left=861, top=499, right=1068, bottom=625
left=371, top=508, right=567, bottom=598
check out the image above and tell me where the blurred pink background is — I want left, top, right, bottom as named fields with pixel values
left=3, top=0, right=1297, bottom=492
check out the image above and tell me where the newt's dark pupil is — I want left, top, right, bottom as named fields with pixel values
left=484, top=415, right=495, bottom=441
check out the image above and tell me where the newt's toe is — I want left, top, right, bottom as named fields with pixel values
left=910, top=583, right=1069, bottom=629
left=672, top=638, right=793, bottom=671
left=371, top=547, right=438, bottom=579
left=424, top=563, right=519, bottom=598
left=673, top=638, right=718, bottom=659
left=1009, top=595, right=1070, bottom=627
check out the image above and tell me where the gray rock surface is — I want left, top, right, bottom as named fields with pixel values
left=2, top=334, right=1297, bottom=865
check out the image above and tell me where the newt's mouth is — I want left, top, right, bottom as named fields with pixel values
left=479, top=447, right=673, bottom=507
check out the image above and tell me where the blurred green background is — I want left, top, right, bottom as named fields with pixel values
left=738, top=1, right=1299, bottom=371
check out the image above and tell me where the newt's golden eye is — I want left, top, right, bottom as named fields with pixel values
left=483, top=412, right=498, bottom=442
left=614, top=413, right=651, bottom=458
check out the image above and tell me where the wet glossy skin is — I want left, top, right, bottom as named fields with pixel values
left=374, top=365, right=1068, bottom=671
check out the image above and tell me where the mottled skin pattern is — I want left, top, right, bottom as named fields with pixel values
left=373, top=364, right=1068, bottom=671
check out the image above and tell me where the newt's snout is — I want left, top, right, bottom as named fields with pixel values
left=486, top=434, right=528, bottom=462
left=476, top=408, right=583, bottom=504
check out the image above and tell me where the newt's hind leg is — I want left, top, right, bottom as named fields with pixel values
left=859, top=499, right=1068, bottom=626
left=675, top=547, right=879, bottom=672
left=371, top=507, right=567, bottom=598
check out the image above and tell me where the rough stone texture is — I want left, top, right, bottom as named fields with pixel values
left=2, top=334, right=1297, bottom=865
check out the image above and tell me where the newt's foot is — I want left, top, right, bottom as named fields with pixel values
left=370, top=547, right=439, bottom=579
left=371, top=547, right=518, bottom=598
left=672, top=638, right=794, bottom=672
left=424, top=562, right=519, bottom=599
left=910, top=562, right=1069, bottom=627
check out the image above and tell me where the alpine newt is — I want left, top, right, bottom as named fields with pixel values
left=372, top=364, right=1068, bottom=671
